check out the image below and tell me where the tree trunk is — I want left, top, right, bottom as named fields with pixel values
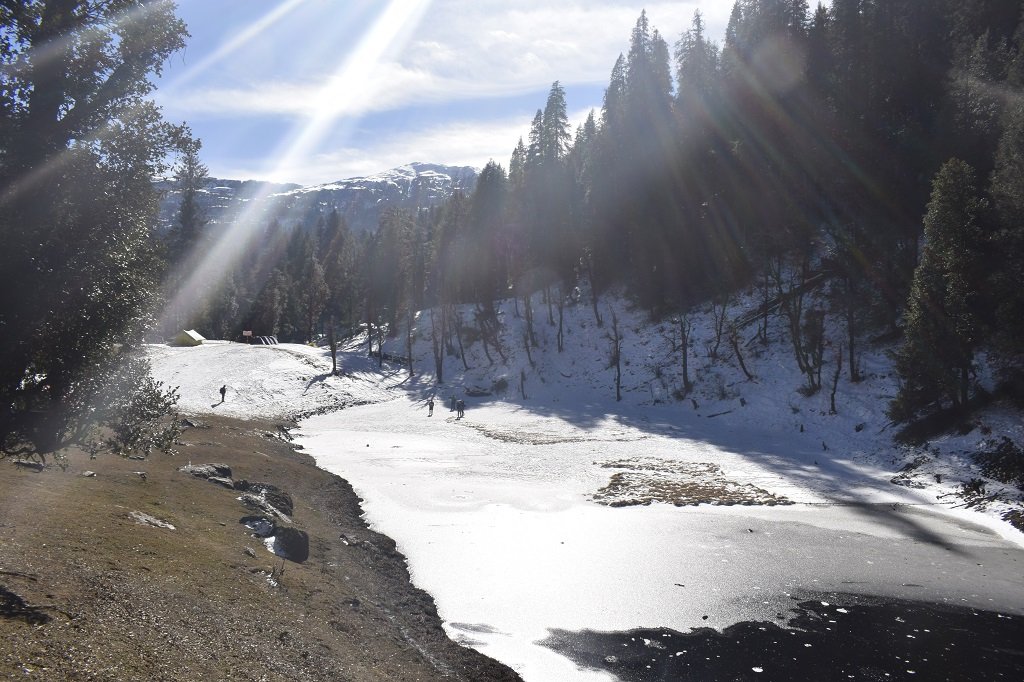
left=329, top=317, right=337, bottom=375
left=556, top=289, right=564, bottom=353
left=830, top=343, right=843, bottom=415
left=405, top=308, right=414, bottom=378
left=454, top=312, right=469, bottom=370
left=609, top=308, right=622, bottom=402
left=430, top=307, right=444, bottom=383
left=730, top=328, right=754, bottom=381
left=679, top=315, right=692, bottom=395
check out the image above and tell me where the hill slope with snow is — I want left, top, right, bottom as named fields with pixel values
left=149, top=281, right=1024, bottom=539
left=156, top=162, right=477, bottom=235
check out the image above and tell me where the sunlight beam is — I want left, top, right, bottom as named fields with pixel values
left=159, top=0, right=308, bottom=94
left=158, top=0, right=434, bottom=336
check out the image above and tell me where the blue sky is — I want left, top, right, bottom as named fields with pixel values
left=154, top=0, right=736, bottom=185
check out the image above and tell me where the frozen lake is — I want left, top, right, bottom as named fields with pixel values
left=297, top=397, right=1024, bottom=681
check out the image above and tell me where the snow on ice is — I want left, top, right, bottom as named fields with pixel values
left=149, top=287, right=1024, bottom=682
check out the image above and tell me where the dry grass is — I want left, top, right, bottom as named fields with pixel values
left=593, top=458, right=792, bottom=507
left=0, top=415, right=520, bottom=681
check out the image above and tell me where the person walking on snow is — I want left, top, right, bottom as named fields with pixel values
left=456, top=399, right=465, bottom=419
left=219, top=384, right=226, bottom=403
left=427, top=397, right=434, bottom=417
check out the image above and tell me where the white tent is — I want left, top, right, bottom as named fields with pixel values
left=171, top=329, right=206, bottom=347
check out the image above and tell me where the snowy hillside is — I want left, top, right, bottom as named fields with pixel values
left=149, top=285, right=1024, bottom=682
left=149, top=281, right=1024, bottom=539
left=156, top=162, right=477, bottom=235
left=376, top=285, right=1024, bottom=537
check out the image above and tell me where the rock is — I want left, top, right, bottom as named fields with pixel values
left=239, top=515, right=276, bottom=538
left=128, top=511, right=175, bottom=530
left=179, top=463, right=233, bottom=479
left=273, top=527, right=310, bottom=563
left=243, top=547, right=256, bottom=558
left=12, top=460, right=43, bottom=472
left=207, top=476, right=235, bottom=489
left=239, top=493, right=290, bottom=521
left=234, top=481, right=294, bottom=516
left=81, top=471, right=96, bottom=477
left=263, top=489, right=294, bottom=517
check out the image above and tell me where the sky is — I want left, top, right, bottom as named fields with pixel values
left=153, top=0, right=737, bottom=186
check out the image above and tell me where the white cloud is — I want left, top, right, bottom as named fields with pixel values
left=161, top=1, right=732, bottom=121
left=220, top=117, right=524, bottom=185
left=216, top=106, right=597, bottom=186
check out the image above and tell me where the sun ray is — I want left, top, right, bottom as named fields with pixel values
left=158, top=0, right=308, bottom=94
left=157, top=0, right=434, bottom=335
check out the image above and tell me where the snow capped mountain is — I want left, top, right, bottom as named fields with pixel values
left=157, top=162, right=478, bottom=234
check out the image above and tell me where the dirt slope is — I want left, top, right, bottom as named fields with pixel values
left=0, top=415, right=522, bottom=682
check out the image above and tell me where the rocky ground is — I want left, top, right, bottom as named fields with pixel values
left=0, top=414, right=522, bottom=681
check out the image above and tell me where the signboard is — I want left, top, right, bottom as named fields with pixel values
left=242, top=330, right=252, bottom=336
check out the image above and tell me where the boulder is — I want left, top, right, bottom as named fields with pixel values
left=239, top=515, right=275, bottom=538
left=207, top=476, right=235, bottom=489
left=179, top=463, right=232, bottom=479
left=234, top=480, right=294, bottom=516
left=239, top=493, right=290, bottom=521
left=273, top=527, right=309, bottom=563
left=263, top=488, right=294, bottom=517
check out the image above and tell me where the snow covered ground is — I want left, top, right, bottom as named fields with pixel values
left=149, top=287, right=1024, bottom=681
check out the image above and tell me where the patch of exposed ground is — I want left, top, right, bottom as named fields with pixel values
left=593, top=457, right=792, bottom=507
left=461, top=422, right=645, bottom=446
left=0, top=414, right=521, bottom=682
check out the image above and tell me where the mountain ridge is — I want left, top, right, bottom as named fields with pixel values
left=158, top=161, right=478, bottom=234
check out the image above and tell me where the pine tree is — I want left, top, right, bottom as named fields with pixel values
left=170, top=133, right=209, bottom=259
left=988, top=102, right=1024, bottom=367
left=541, top=82, right=571, bottom=165
left=892, top=159, right=985, bottom=421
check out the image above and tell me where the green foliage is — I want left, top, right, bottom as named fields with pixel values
left=0, top=1, right=187, bottom=457
left=95, top=353, right=181, bottom=457
left=891, top=159, right=984, bottom=421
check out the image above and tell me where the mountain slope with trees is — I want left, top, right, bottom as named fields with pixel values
left=170, top=1, right=1024, bottom=433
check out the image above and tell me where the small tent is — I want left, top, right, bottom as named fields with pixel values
left=172, top=329, right=206, bottom=347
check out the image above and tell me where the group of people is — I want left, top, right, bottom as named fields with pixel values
left=425, top=395, right=465, bottom=418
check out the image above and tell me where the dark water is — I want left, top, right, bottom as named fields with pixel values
left=541, top=593, right=1024, bottom=681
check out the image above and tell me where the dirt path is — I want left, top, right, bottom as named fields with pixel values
left=0, top=414, right=522, bottom=681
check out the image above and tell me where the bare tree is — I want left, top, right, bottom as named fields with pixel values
left=708, top=293, right=730, bottom=360
left=556, top=285, right=565, bottom=352
left=328, top=315, right=338, bottom=375
left=607, top=308, right=622, bottom=401
left=405, top=308, right=415, bottom=379
left=729, top=326, right=754, bottom=381
left=830, top=343, right=843, bottom=414
left=430, top=307, right=444, bottom=383
left=475, top=302, right=507, bottom=364
left=664, top=314, right=693, bottom=397
left=523, top=291, right=537, bottom=347
left=453, top=311, right=469, bottom=371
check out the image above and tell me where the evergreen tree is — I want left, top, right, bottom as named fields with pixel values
left=468, top=161, right=509, bottom=303
left=0, top=0, right=187, bottom=457
left=988, top=102, right=1024, bottom=368
left=170, top=133, right=209, bottom=259
left=541, top=81, right=571, bottom=165
left=892, top=159, right=985, bottom=420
